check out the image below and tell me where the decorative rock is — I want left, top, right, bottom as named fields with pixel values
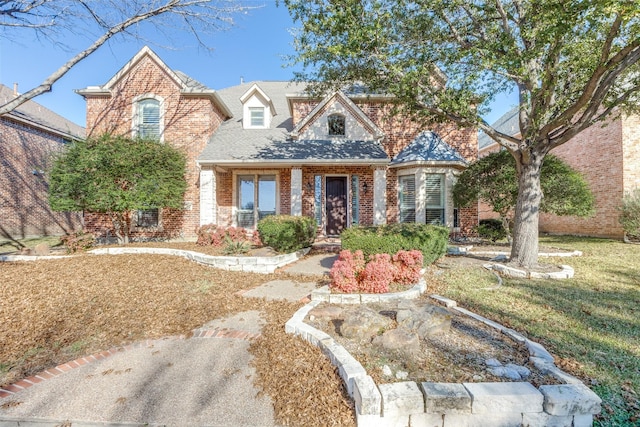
left=489, top=366, right=523, bottom=380
left=505, top=363, right=531, bottom=378
left=485, top=358, right=502, bottom=368
left=340, top=306, right=393, bottom=341
left=382, top=365, right=393, bottom=377
left=34, top=243, right=50, bottom=256
left=395, top=302, right=451, bottom=338
left=421, top=382, right=472, bottom=414
left=372, top=328, right=420, bottom=355
left=308, top=305, right=343, bottom=320
left=395, top=370, right=409, bottom=380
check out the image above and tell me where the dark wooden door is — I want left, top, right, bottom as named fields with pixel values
left=326, top=177, right=347, bottom=235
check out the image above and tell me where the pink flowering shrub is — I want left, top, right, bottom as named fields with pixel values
left=196, top=224, right=253, bottom=247
left=329, top=250, right=365, bottom=293
left=358, top=253, right=394, bottom=294
left=329, top=249, right=424, bottom=293
left=392, top=250, right=424, bottom=285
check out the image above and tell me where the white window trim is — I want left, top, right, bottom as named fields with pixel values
left=231, top=170, right=280, bottom=228
left=132, top=94, right=165, bottom=142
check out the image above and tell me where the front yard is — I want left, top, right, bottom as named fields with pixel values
left=0, top=236, right=638, bottom=426
left=426, top=236, right=640, bottom=427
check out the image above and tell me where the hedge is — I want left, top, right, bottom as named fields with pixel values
left=257, top=215, right=317, bottom=253
left=340, top=223, right=449, bottom=264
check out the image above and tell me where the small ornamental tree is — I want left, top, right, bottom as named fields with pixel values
left=453, top=151, right=595, bottom=241
left=619, top=188, right=640, bottom=241
left=48, top=134, right=187, bottom=244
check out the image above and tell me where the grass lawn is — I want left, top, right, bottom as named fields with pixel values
left=427, top=236, right=639, bottom=426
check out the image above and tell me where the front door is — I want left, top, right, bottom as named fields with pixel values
left=326, top=176, right=347, bottom=235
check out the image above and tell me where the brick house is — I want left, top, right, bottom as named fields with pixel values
left=0, top=84, right=85, bottom=239
left=479, top=107, right=640, bottom=239
left=77, top=47, right=478, bottom=240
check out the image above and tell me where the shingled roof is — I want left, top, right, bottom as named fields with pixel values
left=479, top=107, right=519, bottom=150
left=0, top=84, right=85, bottom=139
left=198, top=81, right=389, bottom=166
left=390, top=131, right=467, bottom=167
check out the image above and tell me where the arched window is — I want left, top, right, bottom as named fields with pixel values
left=136, top=98, right=161, bottom=140
left=328, top=113, right=346, bottom=136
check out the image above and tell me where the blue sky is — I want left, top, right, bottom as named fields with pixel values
left=0, top=2, right=517, bottom=128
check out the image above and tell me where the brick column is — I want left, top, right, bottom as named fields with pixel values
left=199, top=167, right=216, bottom=225
left=373, top=167, right=387, bottom=225
left=291, top=167, right=302, bottom=216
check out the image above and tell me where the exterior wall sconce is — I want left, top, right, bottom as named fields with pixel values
left=306, top=181, right=313, bottom=192
left=362, top=182, right=369, bottom=193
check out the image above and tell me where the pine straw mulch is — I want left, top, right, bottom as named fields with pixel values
left=0, top=253, right=354, bottom=426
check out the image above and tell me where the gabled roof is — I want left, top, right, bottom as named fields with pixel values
left=75, top=46, right=232, bottom=119
left=479, top=107, right=519, bottom=150
left=0, top=84, right=85, bottom=139
left=289, top=91, right=384, bottom=140
left=198, top=81, right=389, bottom=166
left=240, top=83, right=276, bottom=116
left=390, top=131, right=467, bottom=168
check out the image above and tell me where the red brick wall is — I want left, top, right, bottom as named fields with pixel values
left=539, top=117, right=625, bottom=238
left=83, top=54, right=225, bottom=239
left=622, top=114, right=640, bottom=194
left=0, top=117, right=83, bottom=238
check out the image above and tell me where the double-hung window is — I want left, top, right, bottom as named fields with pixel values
left=425, top=174, right=445, bottom=224
left=249, top=107, right=265, bottom=127
left=137, top=98, right=161, bottom=140
left=398, top=175, right=416, bottom=223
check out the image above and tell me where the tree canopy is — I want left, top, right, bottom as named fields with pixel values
left=49, top=134, right=187, bottom=244
left=284, top=0, right=640, bottom=267
left=0, top=0, right=255, bottom=115
left=453, top=150, right=595, bottom=238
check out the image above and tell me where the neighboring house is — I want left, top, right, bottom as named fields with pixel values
left=0, top=84, right=85, bottom=239
left=479, top=107, right=640, bottom=239
left=77, top=47, right=478, bottom=240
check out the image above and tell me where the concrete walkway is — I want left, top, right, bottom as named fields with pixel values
left=0, top=253, right=339, bottom=427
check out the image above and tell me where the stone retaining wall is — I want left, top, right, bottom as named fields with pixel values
left=87, top=247, right=310, bottom=274
left=286, top=290, right=601, bottom=427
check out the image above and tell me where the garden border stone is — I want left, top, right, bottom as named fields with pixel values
left=286, top=287, right=601, bottom=427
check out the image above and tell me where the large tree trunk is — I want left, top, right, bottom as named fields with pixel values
left=510, top=149, right=545, bottom=268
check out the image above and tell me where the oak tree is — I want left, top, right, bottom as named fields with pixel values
left=284, top=0, right=640, bottom=267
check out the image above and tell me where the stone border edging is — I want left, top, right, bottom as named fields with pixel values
left=285, top=291, right=601, bottom=427
left=1, top=247, right=310, bottom=274
left=447, top=245, right=583, bottom=258
left=484, top=263, right=575, bottom=279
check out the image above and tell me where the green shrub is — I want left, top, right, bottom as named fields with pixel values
left=476, top=218, right=508, bottom=242
left=257, top=215, right=317, bottom=253
left=222, top=237, right=251, bottom=255
left=341, top=223, right=449, bottom=264
left=619, top=188, right=640, bottom=239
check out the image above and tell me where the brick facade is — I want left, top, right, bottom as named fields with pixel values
left=80, top=48, right=478, bottom=239
left=0, top=117, right=84, bottom=238
left=82, top=54, right=226, bottom=240
left=480, top=113, right=640, bottom=239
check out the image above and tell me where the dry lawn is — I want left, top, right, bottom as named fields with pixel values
left=0, top=253, right=354, bottom=426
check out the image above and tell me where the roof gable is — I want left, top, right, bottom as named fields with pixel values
left=240, top=83, right=276, bottom=116
left=76, top=46, right=232, bottom=119
left=391, top=131, right=467, bottom=167
left=290, top=91, right=384, bottom=140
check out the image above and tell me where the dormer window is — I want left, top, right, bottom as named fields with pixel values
left=250, top=107, right=265, bottom=127
left=240, top=84, right=276, bottom=129
left=328, top=113, right=346, bottom=136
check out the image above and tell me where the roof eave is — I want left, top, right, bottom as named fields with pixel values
left=180, top=90, right=233, bottom=119
left=4, top=113, right=84, bottom=140
left=388, top=160, right=467, bottom=169
left=197, top=158, right=389, bottom=167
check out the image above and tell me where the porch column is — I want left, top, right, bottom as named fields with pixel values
left=199, top=167, right=216, bottom=225
left=373, top=167, right=387, bottom=225
left=291, top=167, right=303, bottom=216
left=415, top=168, right=426, bottom=224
